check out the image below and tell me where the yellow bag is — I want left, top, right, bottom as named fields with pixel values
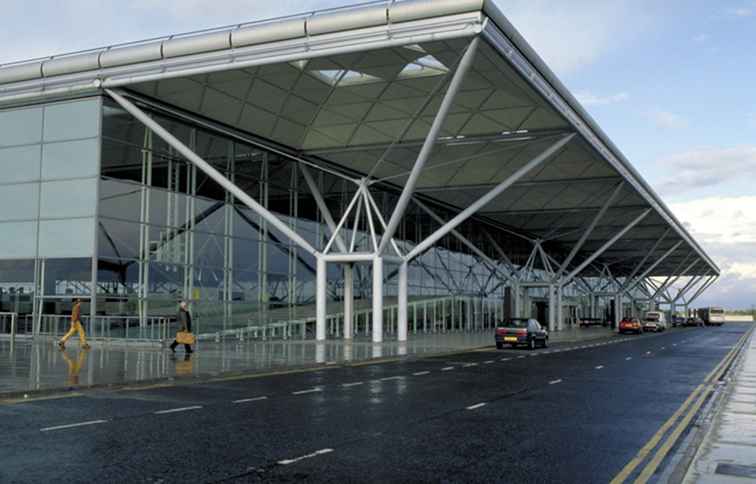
left=176, top=331, right=195, bottom=345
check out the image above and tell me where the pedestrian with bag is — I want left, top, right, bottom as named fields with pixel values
left=58, top=298, right=91, bottom=350
left=170, top=301, right=194, bottom=354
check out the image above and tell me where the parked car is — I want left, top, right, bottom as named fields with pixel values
left=684, top=317, right=705, bottom=327
left=495, top=318, right=548, bottom=350
left=619, top=317, right=643, bottom=334
left=579, top=318, right=606, bottom=328
left=671, top=316, right=686, bottom=327
left=642, top=318, right=667, bottom=332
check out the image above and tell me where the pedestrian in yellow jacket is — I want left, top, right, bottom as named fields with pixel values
left=58, top=298, right=91, bottom=350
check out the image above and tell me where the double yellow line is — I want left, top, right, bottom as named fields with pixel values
left=611, top=327, right=753, bottom=484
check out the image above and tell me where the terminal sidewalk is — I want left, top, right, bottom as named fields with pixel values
left=0, top=326, right=614, bottom=398
left=684, top=328, right=756, bottom=483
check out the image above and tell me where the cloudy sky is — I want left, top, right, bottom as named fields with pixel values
left=2, top=0, right=753, bottom=308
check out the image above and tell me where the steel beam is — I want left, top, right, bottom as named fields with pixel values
left=405, top=134, right=575, bottom=261
left=623, top=241, right=684, bottom=293
left=106, top=88, right=319, bottom=256
left=562, top=209, right=652, bottom=284
left=378, top=36, right=480, bottom=254
left=300, top=164, right=348, bottom=253
left=556, top=182, right=624, bottom=278
left=413, top=198, right=518, bottom=285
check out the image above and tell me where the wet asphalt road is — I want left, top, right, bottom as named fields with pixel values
left=0, top=324, right=748, bottom=483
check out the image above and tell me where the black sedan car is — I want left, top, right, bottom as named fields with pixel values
left=495, top=318, right=548, bottom=350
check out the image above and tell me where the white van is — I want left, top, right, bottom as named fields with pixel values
left=643, top=311, right=667, bottom=332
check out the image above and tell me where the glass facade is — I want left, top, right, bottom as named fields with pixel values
left=0, top=95, right=519, bottom=340
left=0, top=98, right=100, bottom=330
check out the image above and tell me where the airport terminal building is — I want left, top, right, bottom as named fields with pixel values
left=0, top=0, right=719, bottom=343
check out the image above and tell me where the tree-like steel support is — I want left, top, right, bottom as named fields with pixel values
left=378, top=37, right=480, bottom=255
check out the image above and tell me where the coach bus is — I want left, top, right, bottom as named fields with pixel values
left=697, top=307, right=726, bottom=326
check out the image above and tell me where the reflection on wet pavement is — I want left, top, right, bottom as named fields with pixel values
left=0, top=326, right=614, bottom=395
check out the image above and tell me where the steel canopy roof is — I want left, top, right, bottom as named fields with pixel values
left=0, top=0, right=718, bottom=279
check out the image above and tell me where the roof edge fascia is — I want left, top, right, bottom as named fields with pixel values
left=481, top=1, right=719, bottom=275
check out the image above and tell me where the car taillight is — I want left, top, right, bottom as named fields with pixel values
left=517, top=329, right=527, bottom=336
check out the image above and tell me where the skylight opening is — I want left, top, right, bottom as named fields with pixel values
left=397, top=54, right=449, bottom=80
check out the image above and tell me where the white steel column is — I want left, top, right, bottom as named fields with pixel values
left=316, top=257, right=327, bottom=341
left=556, top=286, right=564, bottom=331
left=548, top=284, right=556, bottom=331
left=372, top=257, right=384, bottom=343
left=614, top=293, right=622, bottom=332
left=398, top=261, right=408, bottom=342
left=379, top=37, right=480, bottom=254
left=513, top=283, right=521, bottom=318
left=344, top=264, right=354, bottom=339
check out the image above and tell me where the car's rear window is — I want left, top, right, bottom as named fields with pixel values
left=500, top=319, right=529, bottom=328
left=645, top=314, right=660, bottom=322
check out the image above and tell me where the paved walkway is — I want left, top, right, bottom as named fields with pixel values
left=0, top=326, right=615, bottom=397
left=684, top=328, right=756, bottom=483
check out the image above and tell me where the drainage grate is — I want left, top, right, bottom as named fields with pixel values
left=716, top=463, right=756, bottom=479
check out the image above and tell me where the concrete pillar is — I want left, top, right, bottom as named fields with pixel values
left=316, top=257, right=327, bottom=341
left=614, top=293, right=622, bottom=332
left=372, top=257, right=384, bottom=343
left=398, top=261, right=408, bottom=342
left=556, top=286, right=563, bottom=331
left=343, top=264, right=354, bottom=340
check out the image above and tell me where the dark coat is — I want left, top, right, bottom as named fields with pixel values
left=178, top=309, right=192, bottom=332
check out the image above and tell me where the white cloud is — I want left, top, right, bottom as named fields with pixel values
left=727, top=7, right=753, bottom=17
left=693, top=33, right=710, bottom=43
left=669, top=196, right=756, bottom=245
left=575, top=91, right=629, bottom=106
left=648, top=109, right=689, bottom=130
left=656, top=146, right=756, bottom=192
left=666, top=198, right=756, bottom=309
left=494, top=0, right=654, bottom=76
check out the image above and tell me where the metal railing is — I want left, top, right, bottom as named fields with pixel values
left=37, top=314, right=171, bottom=342
left=201, top=295, right=504, bottom=342
left=0, top=312, right=18, bottom=340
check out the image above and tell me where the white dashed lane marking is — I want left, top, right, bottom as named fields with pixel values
left=278, top=448, right=334, bottom=466
left=462, top=363, right=478, bottom=368
left=595, top=365, right=604, bottom=370
left=500, top=358, right=511, bottom=362
left=413, top=371, right=430, bottom=376
left=380, top=376, right=404, bottom=381
left=441, top=366, right=454, bottom=371
left=466, top=402, right=487, bottom=411
left=154, top=405, right=203, bottom=415
left=41, top=420, right=108, bottom=432
left=549, top=379, right=563, bottom=385
left=292, top=388, right=323, bottom=395
left=342, top=382, right=364, bottom=388
left=233, top=396, right=268, bottom=404
left=626, top=357, right=632, bottom=361
left=483, top=360, right=494, bottom=365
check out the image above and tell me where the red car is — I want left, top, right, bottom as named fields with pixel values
left=619, top=317, right=643, bottom=334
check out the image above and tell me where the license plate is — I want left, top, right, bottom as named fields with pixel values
left=504, top=336, right=518, bottom=342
